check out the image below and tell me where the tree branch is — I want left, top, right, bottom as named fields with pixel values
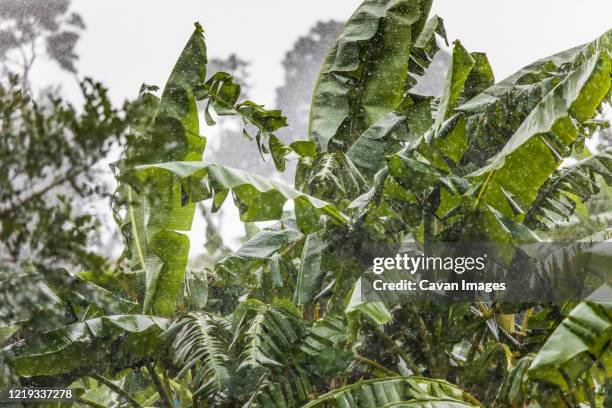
left=90, top=374, right=144, bottom=408
left=0, top=166, right=82, bottom=218
left=409, top=305, right=439, bottom=377
left=373, top=324, right=420, bottom=375
left=145, top=362, right=173, bottom=408
left=355, top=355, right=399, bottom=377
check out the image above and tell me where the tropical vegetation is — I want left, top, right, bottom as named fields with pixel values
left=1, top=0, right=611, bottom=407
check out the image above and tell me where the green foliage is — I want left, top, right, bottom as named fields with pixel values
left=129, top=161, right=348, bottom=231
left=2, top=2, right=612, bottom=407
left=528, top=302, right=612, bottom=390
left=166, top=312, right=231, bottom=401
left=115, top=24, right=207, bottom=317
left=309, top=0, right=431, bottom=152
left=9, top=315, right=167, bottom=378
left=303, top=377, right=482, bottom=407
left=526, top=149, right=612, bottom=229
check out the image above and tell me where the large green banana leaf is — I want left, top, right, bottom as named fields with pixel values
left=527, top=301, right=612, bottom=390
left=7, top=315, right=168, bottom=377
left=432, top=41, right=474, bottom=130
left=295, top=232, right=327, bottom=305
left=454, top=29, right=611, bottom=176
left=456, top=30, right=611, bottom=171
left=410, top=31, right=612, bottom=242
left=302, top=377, right=482, bottom=407
left=362, top=32, right=612, bottom=245
left=458, top=30, right=611, bottom=117
left=309, top=0, right=431, bottom=151
left=129, top=161, right=348, bottom=233
left=379, top=401, right=475, bottom=407
left=116, top=24, right=207, bottom=317
left=470, top=49, right=611, bottom=241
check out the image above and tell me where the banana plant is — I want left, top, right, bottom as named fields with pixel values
left=3, top=1, right=612, bottom=407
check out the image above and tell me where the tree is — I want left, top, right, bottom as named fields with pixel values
left=2, top=2, right=612, bottom=408
left=0, top=75, right=134, bottom=386
left=276, top=21, right=343, bottom=143
left=0, top=0, right=85, bottom=90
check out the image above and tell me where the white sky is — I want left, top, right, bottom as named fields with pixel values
left=32, top=0, right=612, bottom=107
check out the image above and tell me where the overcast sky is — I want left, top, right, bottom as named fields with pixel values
left=31, top=0, right=612, bottom=107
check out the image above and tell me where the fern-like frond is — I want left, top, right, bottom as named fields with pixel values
left=525, top=149, right=612, bottom=230
left=166, top=312, right=231, bottom=400
left=242, top=369, right=313, bottom=408
left=232, top=299, right=306, bottom=370
left=303, top=152, right=366, bottom=201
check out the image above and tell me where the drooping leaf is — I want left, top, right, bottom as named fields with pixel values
left=7, top=315, right=168, bottom=377
left=199, top=72, right=289, bottom=168
left=165, top=312, right=231, bottom=400
left=295, top=232, right=328, bottom=305
left=466, top=47, right=612, bottom=241
left=527, top=301, right=612, bottom=390
left=302, top=377, right=482, bottom=407
left=473, top=50, right=611, bottom=178
left=525, top=149, right=612, bottom=229
left=309, top=0, right=431, bottom=151
left=347, top=112, right=406, bottom=175
left=129, top=161, right=349, bottom=233
left=456, top=29, right=611, bottom=176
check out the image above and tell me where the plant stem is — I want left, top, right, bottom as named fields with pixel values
left=465, top=329, right=484, bottom=366
left=373, top=325, right=420, bottom=375
left=409, top=305, right=439, bottom=377
left=355, top=355, right=399, bottom=377
left=142, top=394, right=160, bottom=407
left=472, top=170, right=496, bottom=211
left=146, top=362, right=174, bottom=408
left=162, top=370, right=175, bottom=405
left=90, top=374, right=144, bottom=408
left=76, top=397, right=107, bottom=408
left=168, top=378, right=192, bottom=402
left=423, top=185, right=440, bottom=256
left=423, top=208, right=435, bottom=256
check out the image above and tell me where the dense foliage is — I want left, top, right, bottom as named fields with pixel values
left=1, top=1, right=611, bottom=407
